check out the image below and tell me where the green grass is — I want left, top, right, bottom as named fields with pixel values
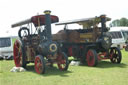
left=12, top=38, right=17, bottom=45
left=0, top=50, right=128, bottom=85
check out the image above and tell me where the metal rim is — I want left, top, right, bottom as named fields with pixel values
left=57, top=52, right=68, bottom=71
left=34, top=55, right=45, bottom=74
left=13, top=40, right=22, bottom=67
left=110, top=47, right=122, bottom=63
left=86, top=49, right=98, bottom=66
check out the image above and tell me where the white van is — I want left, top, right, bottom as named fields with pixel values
left=109, top=27, right=128, bottom=50
left=0, top=36, right=17, bottom=60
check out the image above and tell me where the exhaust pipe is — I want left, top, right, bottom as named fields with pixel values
left=44, top=10, right=52, bottom=41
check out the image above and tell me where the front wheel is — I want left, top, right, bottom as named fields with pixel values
left=109, top=47, right=122, bottom=63
left=86, top=49, right=98, bottom=67
left=34, top=55, right=45, bottom=74
left=57, top=52, right=69, bottom=71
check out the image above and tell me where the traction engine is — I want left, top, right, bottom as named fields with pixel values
left=11, top=10, right=69, bottom=74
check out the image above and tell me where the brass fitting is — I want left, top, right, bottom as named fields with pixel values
left=44, top=10, right=51, bottom=14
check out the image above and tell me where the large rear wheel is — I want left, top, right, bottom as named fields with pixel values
left=86, top=49, right=98, bottom=66
left=13, top=40, right=26, bottom=67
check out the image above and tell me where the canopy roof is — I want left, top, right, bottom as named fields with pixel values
left=56, top=15, right=111, bottom=27
left=11, top=15, right=59, bottom=28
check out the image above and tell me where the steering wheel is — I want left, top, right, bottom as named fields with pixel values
left=18, top=27, right=30, bottom=39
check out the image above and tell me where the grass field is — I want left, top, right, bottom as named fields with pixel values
left=0, top=50, right=128, bottom=85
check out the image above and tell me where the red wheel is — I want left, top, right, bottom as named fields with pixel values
left=109, top=47, right=122, bottom=63
left=34, top=55, right=45, bottom=74
left=13, top=40, right=26, bottom=67
left=57, top=52, right=69, bottom=71
left=86, top=49, right=98, bottom=66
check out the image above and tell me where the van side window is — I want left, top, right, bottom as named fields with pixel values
left=110, top=32, right=122, bottom=39
left=0, top=38, right=11, bottom=47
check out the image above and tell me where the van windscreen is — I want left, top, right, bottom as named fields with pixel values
left=0, top=38, right=11, bottom=47
left=110, top=32, right=122, bottom=39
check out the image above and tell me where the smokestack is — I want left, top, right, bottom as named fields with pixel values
left=44, top=10, right=52, bottom=41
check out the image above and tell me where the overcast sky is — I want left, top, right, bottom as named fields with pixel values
left=0, top=0, right=128, bottom=36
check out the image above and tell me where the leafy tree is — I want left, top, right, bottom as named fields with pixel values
left=110, top=18, right=128, bottom=27
left=120, top=18, right=128, bottom=26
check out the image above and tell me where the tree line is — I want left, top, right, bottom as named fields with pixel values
left=109, top=18, right=128, bottom=27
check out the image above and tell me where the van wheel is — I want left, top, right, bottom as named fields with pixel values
left=13, top=40, right=26, bottom=67
left=125, top=45, right=128, bottom=51
left=109, top=47, right=122, bottom=63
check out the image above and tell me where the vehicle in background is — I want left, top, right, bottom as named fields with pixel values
left=109, top=27, right=128, bottom=50
left=0, top=36, right=18, bottom=60
left=54, top=15, right=122, bottom=67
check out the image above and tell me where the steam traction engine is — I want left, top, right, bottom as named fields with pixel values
left=53, top=15, right=122, bottom=66
left=11, top=10, right=69, bottom=74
